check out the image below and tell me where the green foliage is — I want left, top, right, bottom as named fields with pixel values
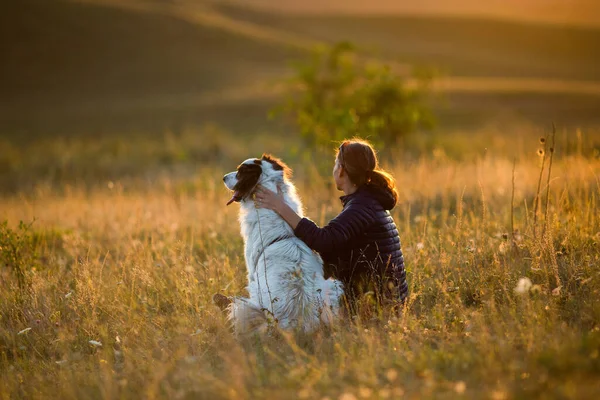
left=273, top=42, right=435, bottom=152
left=0, top=220, right=38, bottom=294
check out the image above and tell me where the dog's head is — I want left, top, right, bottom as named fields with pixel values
left=223, top=154, right=291, bottom=205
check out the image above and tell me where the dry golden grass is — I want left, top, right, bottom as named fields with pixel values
left=1, top=128, right=600, bottom=399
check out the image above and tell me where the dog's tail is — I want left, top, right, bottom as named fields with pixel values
left=227, top=297, right=270, bottom=335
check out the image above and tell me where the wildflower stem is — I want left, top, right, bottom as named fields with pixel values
left=511, top=156, right=516, bottom=245
left=533, top=134, right=548, bottom=239
left=543, top=124, right=556, bottom=237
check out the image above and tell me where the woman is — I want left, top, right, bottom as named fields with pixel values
left=255, top=139, right=408, bottom=315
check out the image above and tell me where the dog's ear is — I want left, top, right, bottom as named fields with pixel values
left=261, top=153, right=292, bottom=179
left=232, top=162, right=262, bottom=200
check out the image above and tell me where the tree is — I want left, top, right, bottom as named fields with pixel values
left=273, top=42, right=435, bottom=154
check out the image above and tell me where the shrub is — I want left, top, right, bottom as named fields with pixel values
left=273, top=42, right=435, bottom=154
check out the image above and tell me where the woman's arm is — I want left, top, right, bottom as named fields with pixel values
left=293, top=208, right=373, bottom=254
left=255, top=186, right=376, bottom=254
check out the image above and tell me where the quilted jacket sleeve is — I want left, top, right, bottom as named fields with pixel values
left=294, top=200, right=376, bottom=254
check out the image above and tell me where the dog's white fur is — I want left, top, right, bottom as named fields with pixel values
left=223, top=158, right=343, bottom=334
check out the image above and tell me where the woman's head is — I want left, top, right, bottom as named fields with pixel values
left=334, top=139, right=398, bottom=206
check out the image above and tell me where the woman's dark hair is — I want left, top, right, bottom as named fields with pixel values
left=336, top=139, right=398, bottom=206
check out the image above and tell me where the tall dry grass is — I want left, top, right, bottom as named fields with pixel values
left=1, top=128, right=599, bottom=399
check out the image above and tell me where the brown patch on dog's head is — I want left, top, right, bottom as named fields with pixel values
left=227, top=161, right=262, bottom=205
left=261, top=153, right=292, bottom=179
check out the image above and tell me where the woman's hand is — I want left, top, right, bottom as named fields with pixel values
left=254, top=185, right=285, bottom=213
left=254, top=185, right=302, bottom=229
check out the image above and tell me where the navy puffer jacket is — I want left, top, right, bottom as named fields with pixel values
left=294, top=184, right=408, bottom=306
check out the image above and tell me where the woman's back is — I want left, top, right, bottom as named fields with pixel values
left=298, top=184, right=408, bottom=306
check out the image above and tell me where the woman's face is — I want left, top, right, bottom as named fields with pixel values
left=333, top=157, right=344, bottom=191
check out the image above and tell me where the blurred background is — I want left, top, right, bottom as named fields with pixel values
left=1, top=0, right=599, bottom=192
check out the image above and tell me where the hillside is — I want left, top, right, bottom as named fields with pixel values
left=0, top=0, right=300, bottom=135
left=217, top=4, right=600, bottom=82
left=226, top=0, right=600, bottom=27
left=1, top=0, right=599, bottom=137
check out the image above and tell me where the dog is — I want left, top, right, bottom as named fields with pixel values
left=219, top=154, right=343, bottom=335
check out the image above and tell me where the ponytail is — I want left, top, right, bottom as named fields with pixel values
left=368, top=169, right=398, bottom=208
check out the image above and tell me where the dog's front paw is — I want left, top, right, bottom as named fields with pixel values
left=213, top=293, right=232, bottom=311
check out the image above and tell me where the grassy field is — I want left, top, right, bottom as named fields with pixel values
left=1, top=126, right=600, bottom=399
left=2, top=1, right=600, bottom=398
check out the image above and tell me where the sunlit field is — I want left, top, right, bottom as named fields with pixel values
left=2, top=0, right=600, bottom=398
left=1, top=126, right=599, bottom=399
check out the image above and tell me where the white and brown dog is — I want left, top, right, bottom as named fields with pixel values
left=217, top=154, right=343, bottom=334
